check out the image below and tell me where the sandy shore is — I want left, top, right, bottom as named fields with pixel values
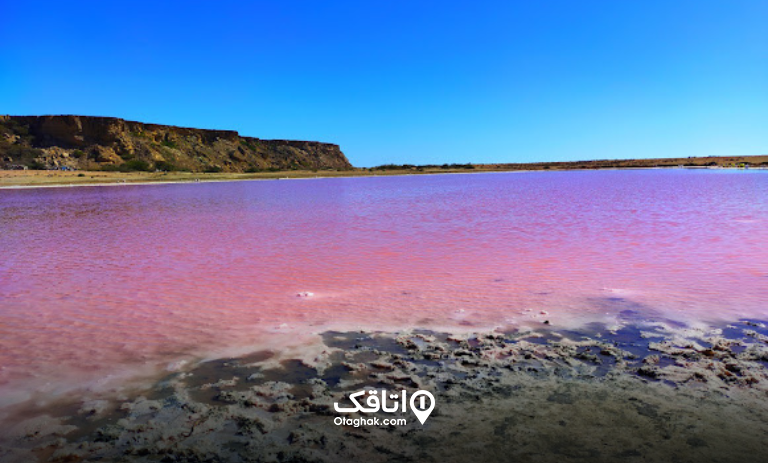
left=3, top=165, right=759, bottom=189
left=2, top=317, right=767, bottom=462
left=0, top=169, right=485, bottom=189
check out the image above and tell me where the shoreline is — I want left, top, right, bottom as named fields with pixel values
left=1, top=165, right=763, bottom=190
left=2, top=316, right=767, bottom=462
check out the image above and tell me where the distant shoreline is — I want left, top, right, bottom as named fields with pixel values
left=1, top=163, right=765, bottom=190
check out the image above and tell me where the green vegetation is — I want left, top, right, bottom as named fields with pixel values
left=99, top=160, right=152, bottom=172
left=374, top=164, right=415, bottom=170
left=27, top=159, right=46, bottom=170
left=1, top=119, right=30, bottom=137
left=240, top=139, right=258, bottom=151
left=123, top=159, right=151, bottom=171
left=440, top=163, right=474, bottom=169
left=0, top=120, right=42, bottom=167
left=372, top=163, right=475, bottom=171
left=4, top=145, right=43, bottom=160
left=161, top=140, right=178, bottom=149
left=244, top=166, right=280, bottom=173
left=154, top=160, right=177, bottom=172
left=204, top=166, right=223, bottom=173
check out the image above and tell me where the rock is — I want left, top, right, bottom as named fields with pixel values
left=637, top=365, right=661, bottom=378
left=0, top=115, right=353, bottom=172
left=91, top=145, right=122, bottom=164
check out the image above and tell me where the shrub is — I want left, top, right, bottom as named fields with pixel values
left=440, top=163, right=474, bottom=170
left=240, top=139, right=258, bottom=151
left=121, top=159, right=151, bottom=172
left=154, top=160, right=177, bottom=172
left=7, top=144, right=43, bottom=159
left=4, top=120, right=29, bottom=136
left=27, top=159, right=47, bottom=170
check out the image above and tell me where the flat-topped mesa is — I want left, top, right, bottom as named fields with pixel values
left=0, top=115, right=353, bottom=172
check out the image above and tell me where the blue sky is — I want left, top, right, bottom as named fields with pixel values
left=1, top=1, right=766, bottom=167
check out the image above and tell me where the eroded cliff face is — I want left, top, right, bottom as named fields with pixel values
left=0, top=115, right=352, bottom=172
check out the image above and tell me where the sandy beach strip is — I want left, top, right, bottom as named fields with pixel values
left=4, top=165, right=760, bottom=190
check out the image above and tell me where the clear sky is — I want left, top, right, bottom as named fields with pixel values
left=2, top=1, right=766, bottom=167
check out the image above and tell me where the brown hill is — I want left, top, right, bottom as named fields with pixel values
left=0, top=115, right=352, bottom=172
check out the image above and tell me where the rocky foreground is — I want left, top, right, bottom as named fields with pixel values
left=0, top=115, right=352, bottom=173
left=2, top=318, right=768, bottom=463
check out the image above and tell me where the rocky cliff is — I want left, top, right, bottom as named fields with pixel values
left=0, top=115, right=352, bottom=172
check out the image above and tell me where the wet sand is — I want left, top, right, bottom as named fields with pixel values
left=2, top=317, right=768, bottom=463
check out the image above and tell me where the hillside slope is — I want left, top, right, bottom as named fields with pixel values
left=0, top=115, right=352, bottom=172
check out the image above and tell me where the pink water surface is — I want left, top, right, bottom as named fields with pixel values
left=1, top=170, right=767, bottom=406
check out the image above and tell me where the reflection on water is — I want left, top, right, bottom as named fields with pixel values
left=1, top=170, right=767, bottom=405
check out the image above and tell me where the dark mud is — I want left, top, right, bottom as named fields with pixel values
left=3, top=319, right=768, bottom=462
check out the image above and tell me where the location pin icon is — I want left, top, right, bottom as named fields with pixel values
left=409, top=390, right=435, bottom=425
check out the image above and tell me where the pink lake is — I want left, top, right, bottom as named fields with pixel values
left=1, top=170, right=767, bottom=410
